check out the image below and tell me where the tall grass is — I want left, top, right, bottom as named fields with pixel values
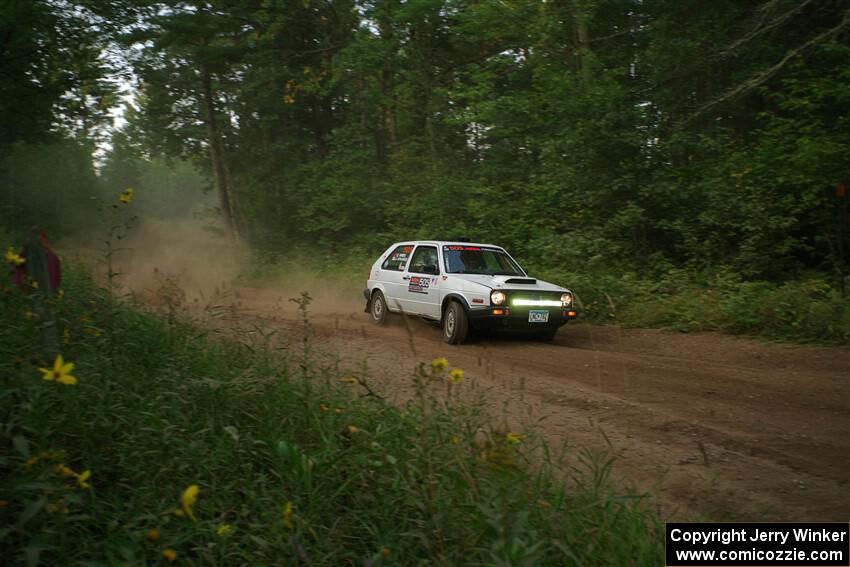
left=525, top=264, right=850, bottom=345
left=0, top=262, right=661, bottom=565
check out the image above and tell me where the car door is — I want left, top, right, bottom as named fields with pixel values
left=378, top=244, right=414, bottom=312
left=399, top=245, right=441, bottom=318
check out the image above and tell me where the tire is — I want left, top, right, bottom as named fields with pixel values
left=443, top=300, right=469, bottom=344
left=370, top=290, right=387, bottom=325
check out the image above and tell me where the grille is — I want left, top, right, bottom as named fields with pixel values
left=508, top=291, right=562, bottom=307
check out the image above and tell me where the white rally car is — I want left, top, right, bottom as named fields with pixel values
left=363, top=241, right=577, bottom=344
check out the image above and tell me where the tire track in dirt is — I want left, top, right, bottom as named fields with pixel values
left=236, top=286, right=850, bottom=522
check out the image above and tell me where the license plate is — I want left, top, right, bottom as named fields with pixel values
left=528, top=310, right=549, bottom=323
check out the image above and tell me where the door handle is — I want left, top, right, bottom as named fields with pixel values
left=402, top=276, right=411, bottom=280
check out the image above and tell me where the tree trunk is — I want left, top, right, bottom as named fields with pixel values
left=200, top=64, right=238, bottom=240
left=379, top=13, right=399, bottom=157
left=572, top=0, right=591, bottom=79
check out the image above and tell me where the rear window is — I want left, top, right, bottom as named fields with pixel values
left=442, top=245, right=524, bottom=275
left=381, top=245, right=414, bottom=271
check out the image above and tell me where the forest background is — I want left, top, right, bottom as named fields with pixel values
left=2, top=0, right=849, bottom=342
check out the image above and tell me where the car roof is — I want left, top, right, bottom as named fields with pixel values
left=392, top=240, right=506, bottom=249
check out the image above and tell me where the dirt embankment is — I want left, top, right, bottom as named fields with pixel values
left=232, top=285, right=850, bottom=522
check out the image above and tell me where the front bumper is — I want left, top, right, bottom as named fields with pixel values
left=467, top=305, right=577, bottom=332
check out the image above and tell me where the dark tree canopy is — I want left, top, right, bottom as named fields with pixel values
left=2, top=0, right=849, bottom=282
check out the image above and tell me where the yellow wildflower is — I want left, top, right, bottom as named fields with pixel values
left=63, top=328, right=71, bottom=345
left=162, top=549, right=177, bottom=562
left=55, top=464, right=76, bottom=478
left=282, top=501, right=293, bottom=529
left=506, top=432, right=525, bottom=444
left=339, top=375, right=358, bottom=384
left=176, top=484, right=199, bottom=521
left=58, top=289, right=64, bottom=299
left=217, top=523, right=233, bottom=536
left=52, top=464, right=91, bottom=488
left=346, top=425, right=360, bottom=435
left=39, top=355, right=77, bottom=385
left=147, top=529, right=161, bottom=542
left=449, top=368, right=464, bottom=383
left=25, top=456, right=39, bottom=469
left=119, top=187, right=135, bottom=204
left=431, top=357, right=449, bottom=371
left=77, top=469, right=91, bottom=489
left=450, top=436, right=461, bottom=445
left=5, top=247, right=24, bottom=266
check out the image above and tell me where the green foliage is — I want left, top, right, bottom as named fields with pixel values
left=0, top=262, right=662, bottom=565
left=533, top=266, right=850, bottom=345
left=0, top=140, right=99, bottom=235
left=0, top=0, right=115, bottom=152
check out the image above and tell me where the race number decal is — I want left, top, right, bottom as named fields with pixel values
left=408, top=276, right=430, bottom=294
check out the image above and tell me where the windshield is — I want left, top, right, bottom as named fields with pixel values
left=442, top=245, right=525, bottom=275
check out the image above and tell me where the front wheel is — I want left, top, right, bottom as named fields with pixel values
left=370, top=291, right=387, bottom=325
left=443, top=301, right=469, bottom=344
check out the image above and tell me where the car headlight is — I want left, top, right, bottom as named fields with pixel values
left=560, top=292, right=573, bottom=306
left=491, top=290, right=507, bottom=305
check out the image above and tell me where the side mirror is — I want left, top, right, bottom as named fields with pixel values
left=422, top=264, right=439, bottom=275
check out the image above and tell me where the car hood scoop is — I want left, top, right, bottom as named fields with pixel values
left=503, top=277, right=537, bottom=285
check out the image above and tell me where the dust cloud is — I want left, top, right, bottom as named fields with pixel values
left=111, top=217, right=245, bottom=302
left=62, top=213, right=366, bottom=317
left=248, top=267, right=366, bottom=314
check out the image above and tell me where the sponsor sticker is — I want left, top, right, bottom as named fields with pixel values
left=446, top=245, right=482, bottom=251
left=408, top=276, right=430, bottom=294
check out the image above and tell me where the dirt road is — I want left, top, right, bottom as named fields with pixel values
left=235, top=285, right=850, bottom=522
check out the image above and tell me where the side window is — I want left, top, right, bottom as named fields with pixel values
left=381, top=245, right=413, bottom=271
left=409, top=245, right=439, bottom=274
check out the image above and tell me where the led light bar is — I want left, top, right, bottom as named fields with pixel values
left=511, top=299, right=563, bottom=307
